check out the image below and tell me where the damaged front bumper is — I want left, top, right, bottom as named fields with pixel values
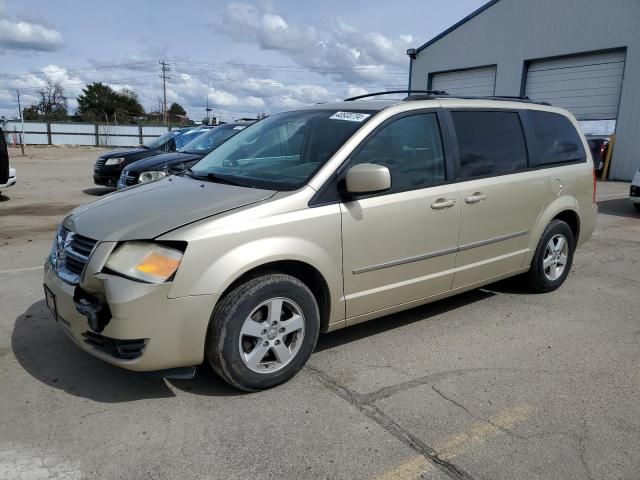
left=43, top=248, right=218, bottom=372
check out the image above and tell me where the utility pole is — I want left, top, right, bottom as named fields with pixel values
left=205, top=96, right=212, bottom=125
left=159, top=60, right=171, bottom=126
left=16, top=89, right=25, bottom=156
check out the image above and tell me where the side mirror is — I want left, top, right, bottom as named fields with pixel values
left=344, top=163, right=391, bottom=195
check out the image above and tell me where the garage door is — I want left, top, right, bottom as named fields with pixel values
left=525, top=51, right=626, bottom=120
left=430, top=66, right=496, bottom=97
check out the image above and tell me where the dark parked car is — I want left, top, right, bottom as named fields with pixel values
left=117, top=122, right=252, bottom=189
left=93, top=127, right=200, bottom=187
left=586, top=135, right=610, bottom=174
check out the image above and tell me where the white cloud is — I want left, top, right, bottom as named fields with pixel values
left=0, top=1, right=63, bottom=53
left=212, top=2, right=411, bottom=84
left=0, top=3, right=413, bottom=122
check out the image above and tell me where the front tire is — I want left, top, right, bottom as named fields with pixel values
left=524, top=220, right=575, bottom=293
left=206, top=274, right=320, bottom=391
left=633, top=203, right=640, bottom=213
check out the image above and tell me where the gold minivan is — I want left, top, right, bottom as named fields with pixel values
left=43, top=93, right=597, bottom=390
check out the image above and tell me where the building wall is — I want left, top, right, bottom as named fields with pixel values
left=410, top=0, right=640, bottom=180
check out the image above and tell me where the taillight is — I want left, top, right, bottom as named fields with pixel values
left=592, top=169, right=597, bottom=203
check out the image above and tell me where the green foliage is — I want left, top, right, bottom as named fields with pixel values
left=23, top=105, right=40, bottom=121
left=168, top=102, right=186, bottom=116
left=76, top=83, right=145, bottom=122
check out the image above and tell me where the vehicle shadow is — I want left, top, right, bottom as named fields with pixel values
left=597, top=198, right=639, bottom=219
left=83, top=187, right=114, bottom=196
left=14, top=287, right=503, bottom=401
left=12, top=300, right=238, bottom=403
left=0, top=193, right=9, bottom=202
left=315, top=288, right=496, bottom=352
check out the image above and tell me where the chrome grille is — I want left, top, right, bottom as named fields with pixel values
left=50, top=226, right=98, bottom=284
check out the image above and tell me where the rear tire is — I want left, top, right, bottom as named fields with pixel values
left=524, top=220, right=575, bottom=293
left=206, top=274, right=320, bottom=391
left=634, top=203, right=640, bottom=213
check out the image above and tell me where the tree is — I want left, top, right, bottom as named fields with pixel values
left=168, top=102, right=186, bottom=116
left=76, top=83, right=145, bottom=122
left=24, top=81, right=68, bottom=121
left=23, top=105, right=40, bottom=121
left=116, top=88, right=145, bottom=118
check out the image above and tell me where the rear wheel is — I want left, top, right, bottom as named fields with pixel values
left=634, top=203, right=640, bottom=213
left=524, top=220, right=575, bottom=293
left=206, top=274, right=320, bottom=391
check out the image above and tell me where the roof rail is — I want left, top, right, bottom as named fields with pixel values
left=435, top=95, right=552, bottom=106
left=344, top=90, right=448, bottom=101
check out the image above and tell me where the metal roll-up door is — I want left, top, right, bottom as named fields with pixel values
left=525, top=50, right=626, bottom=120
left=430, top=66, right=496, bottom=96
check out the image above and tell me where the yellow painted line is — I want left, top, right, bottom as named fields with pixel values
left=374, top=457, right=432, bottom=480
left=374, top=405, right=531, bottom=480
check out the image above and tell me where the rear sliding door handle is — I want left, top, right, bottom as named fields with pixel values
left=430, top=198, right=456, bottom=210
left=464, top=192, right=487, bottom=204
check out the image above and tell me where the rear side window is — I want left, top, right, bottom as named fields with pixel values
left=528, top=111, right=585, bottom=166
left=351, top=113, right=445, bottom=193
left=451, top=111, right=527, bottom=179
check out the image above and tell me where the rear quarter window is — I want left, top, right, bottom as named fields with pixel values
left=527, top=111, right=586, bottom=166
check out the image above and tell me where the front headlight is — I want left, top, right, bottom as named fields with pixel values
left=105, top=242, right=183, bottom=284
left=138, top=171, right=167, bottom=184
left=105, top=157, right=126, bottom=166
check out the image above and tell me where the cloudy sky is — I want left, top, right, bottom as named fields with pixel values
left=0, top=0, right=485, bottom=122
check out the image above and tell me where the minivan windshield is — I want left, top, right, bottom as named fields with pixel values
left=190, top=109, right=374, bottom=190
left=180, top=124, right=247, bottom=155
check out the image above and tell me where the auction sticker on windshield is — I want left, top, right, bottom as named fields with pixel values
left=329, top=111, right=371, bottom=122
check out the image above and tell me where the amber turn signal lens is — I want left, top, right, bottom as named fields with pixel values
left=136, top=252, right=181, bottom=278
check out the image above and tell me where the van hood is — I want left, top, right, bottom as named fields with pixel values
left=63, top=175, right=276, bottom=241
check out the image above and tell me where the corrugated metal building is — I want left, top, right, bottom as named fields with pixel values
left=408, top=0, right=640, bottom=180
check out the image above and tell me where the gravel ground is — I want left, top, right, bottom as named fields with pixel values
left=1, top=146, right=639, bottom=480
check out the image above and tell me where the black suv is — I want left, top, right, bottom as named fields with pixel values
left=117, top=122, right=252, bottom=189
left=93, top=127, right=200, bottom=187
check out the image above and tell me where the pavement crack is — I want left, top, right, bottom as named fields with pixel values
left=79, top=409, right=108, bottom=420
left=579, top=417, right=595, bottom=480
left=307, top=365, right=477, bottom=480
left=431, top=386, right=525, bottom=440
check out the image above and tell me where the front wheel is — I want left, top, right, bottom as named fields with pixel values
left=633, top=203, right=640, bottom=213
left=206, top=274, right=320, bottom=391
left=524, top=220, right=575, bottom=293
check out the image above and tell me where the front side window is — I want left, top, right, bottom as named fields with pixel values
left=528, top=111, right=586, bottom=166
left=192, top=110, right=374, bottom=190
left=451, top=111, right=527, bottom=179
left=350, top=113, right=445, bottom=193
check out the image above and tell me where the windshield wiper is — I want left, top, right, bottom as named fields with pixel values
left=183, top=167, right=204, bottom=179
left=206, top=172, right=248, bottom=187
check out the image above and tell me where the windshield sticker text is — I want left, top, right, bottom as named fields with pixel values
left=329, top=112, right=371, bottom=122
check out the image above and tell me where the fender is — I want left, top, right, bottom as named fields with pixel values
left=168, top=234, right=344, bottom=324
left=522, top=195, right=580, bottom=267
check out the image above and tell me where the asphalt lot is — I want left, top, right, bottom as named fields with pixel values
left=1, top=146, right=639, bottom=480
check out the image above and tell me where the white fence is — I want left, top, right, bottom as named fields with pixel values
left=2, top=121, right=175, bottom=147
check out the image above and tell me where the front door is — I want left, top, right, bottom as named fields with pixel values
left=340, top=111, right=461, bottom=320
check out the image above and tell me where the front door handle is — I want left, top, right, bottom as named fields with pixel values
left=430, top=198, right=456, bottom=210
left=465, top=192, right=487, bottom=204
